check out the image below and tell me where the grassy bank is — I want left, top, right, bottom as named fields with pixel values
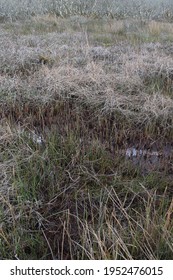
left=0, top=11, right=173, bottom=259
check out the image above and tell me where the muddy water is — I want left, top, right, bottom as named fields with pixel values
left=125, top=145, right=173, bottom=160
left=124, top=144, right=173, bottom=173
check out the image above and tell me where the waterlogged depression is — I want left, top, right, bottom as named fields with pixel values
left=124, top=144, right=173, bottom=174
left=125, top=145, right=173, bottom=161
left=29, top=130, right=173, bottom=170
left=30, top=131, right=173, bottom=156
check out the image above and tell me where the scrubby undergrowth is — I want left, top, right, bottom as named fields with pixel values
left=0, top=14, right=173, bottom=260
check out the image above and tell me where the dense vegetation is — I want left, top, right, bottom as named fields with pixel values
left=0, top=0, right=173, bottom=21
left=0, top=0, right=173, bottom=259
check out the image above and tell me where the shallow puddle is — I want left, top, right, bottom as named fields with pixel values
left=124, top=145, right=173, bottom=173
left=125, top=145, right=173, bottom=160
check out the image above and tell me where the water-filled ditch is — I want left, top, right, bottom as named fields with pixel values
left=28, top=129, right=173, bottom=173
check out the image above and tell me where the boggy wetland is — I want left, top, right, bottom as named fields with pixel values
left=0, top=0, right=173, bottom=260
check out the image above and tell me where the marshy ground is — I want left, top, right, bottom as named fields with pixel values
left=0, top=12, right=173, bottom=259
